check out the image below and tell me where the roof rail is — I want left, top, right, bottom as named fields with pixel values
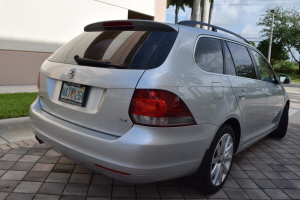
left=177, top=20, right=250, bottom=44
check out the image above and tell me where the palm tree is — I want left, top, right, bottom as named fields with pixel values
left=167, top=0, right=193, bottom=23
left=208, top=0, right=214, bottom=30
left=202, top=0, right=210, bottom=29
left=208, top=0, right=214, bottom=24
left=191, top=0, right=210, bottom=28
left=191, top=0, right=201, bottom=22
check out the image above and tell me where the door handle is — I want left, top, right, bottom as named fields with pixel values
left=238, top=93, right=247, bottom=97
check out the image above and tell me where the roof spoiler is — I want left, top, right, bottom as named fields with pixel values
left=178, top=20, right=250, bottom=44
left=84, top=20, right=178, bottom=32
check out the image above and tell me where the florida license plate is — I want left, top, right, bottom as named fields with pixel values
left=59, top=81, right=88, bottom=107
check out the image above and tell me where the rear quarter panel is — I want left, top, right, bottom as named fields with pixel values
left=137, top=26, right=242, bottom=143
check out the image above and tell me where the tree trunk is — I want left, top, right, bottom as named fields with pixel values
left=295, top=51, right=300, bottom=74
left=286, top=46, right=300, bottom=74
left=191, top=0, right=201, bottom=22
left=202, top=0, right=210, bottom=29
left=175, top=5, right=179, bottom=24
left=208, top=0, right=214, bottom=30
left=201, top=0, right=204, bottom=23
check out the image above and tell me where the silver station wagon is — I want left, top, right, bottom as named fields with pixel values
left=30, top=20, right=291, bottom=193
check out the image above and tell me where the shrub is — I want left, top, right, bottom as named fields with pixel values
left=273, top=61, right=298, bottom=74
left=274, top=60, right=296, bottom=70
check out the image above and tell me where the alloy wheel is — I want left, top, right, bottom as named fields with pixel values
left=210, top=133, right=233, bottom=186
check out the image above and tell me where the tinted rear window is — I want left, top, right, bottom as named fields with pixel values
left=223, top=42, right=236, bottom=76
left=49, top=31, right=178, bottom=69
left=194, top=38, right=224, bottom=74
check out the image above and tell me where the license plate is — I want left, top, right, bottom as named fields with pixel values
left=59, top=82, right=88, bottom=107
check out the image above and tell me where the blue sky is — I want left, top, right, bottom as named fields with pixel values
left=166, top=0, right=300, bottom=42
left=166, top=0, right=300, bottom=61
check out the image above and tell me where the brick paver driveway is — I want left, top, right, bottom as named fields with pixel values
left=0, top=84, right=299, bottom=200
left=0, top=122, right=299, bottom=200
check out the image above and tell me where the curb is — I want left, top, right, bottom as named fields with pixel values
left=0, top=85, right=38, bottom=94
left=0, top=117, right=35, bottom=144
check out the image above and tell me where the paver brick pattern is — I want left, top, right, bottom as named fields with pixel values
left=0, top=123, right=299, bottom=200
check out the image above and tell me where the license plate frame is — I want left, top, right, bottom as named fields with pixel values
left=58, top=81, right=89, bottom=107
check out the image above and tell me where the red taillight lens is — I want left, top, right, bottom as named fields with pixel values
left=37, top=72, right=40, bottom=91
left=129, top=89, right=196, bottom=127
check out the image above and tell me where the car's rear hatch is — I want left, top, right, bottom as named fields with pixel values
left=39, top=20, right=178, bottom=137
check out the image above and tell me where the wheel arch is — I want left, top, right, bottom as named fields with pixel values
left=285, top=99, right=290, bottom=108
left=222, top=118, right=241, bottom=153
left=281, top=99, right=290, bottom=116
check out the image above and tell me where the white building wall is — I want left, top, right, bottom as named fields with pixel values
left=97, top=0, right=155, bottom=16
left=0, top=0, right=166, bottom=86
left=0, top=0, right=129, bottom=52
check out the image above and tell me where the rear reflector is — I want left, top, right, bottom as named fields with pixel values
left=94, top=164, right=131, bottom=175
left=103, top=21, right=134, bottom=30
left=129, top=89, right=196, bottom=127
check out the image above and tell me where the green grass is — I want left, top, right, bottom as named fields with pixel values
left=0, top=92, right=38, bottom=119
left=275, top=72, right=300, bottom=83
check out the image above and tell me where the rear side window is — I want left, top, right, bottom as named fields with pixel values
left=250, top=49, right=276, bottom=83
left=223, top=42, right=236, bottom=76
left=227, top=42, right=257, bottom=79
left=49, top=30, right=178, bottom=69
left=194, top=38, right=224, bottom=74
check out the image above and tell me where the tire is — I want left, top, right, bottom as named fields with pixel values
left=202, top=124, right=235, bottom=194
left=270, top=103, right=289, bottom=139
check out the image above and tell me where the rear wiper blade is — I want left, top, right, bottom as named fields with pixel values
left=74, top=55, right=126, bottom=69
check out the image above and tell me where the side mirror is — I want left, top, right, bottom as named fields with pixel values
left=278, top=75, right=291, bottom=84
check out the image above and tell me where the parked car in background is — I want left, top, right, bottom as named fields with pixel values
left=30, top=20, right=291, bottom=193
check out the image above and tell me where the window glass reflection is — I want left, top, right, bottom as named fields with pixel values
left=227, top=42, right=257, bottom=79
left=53, top=30, right=178, bottom=69
left=223, top=42, right=236, bottom=76
left=250, top=50, right=275, bottom=83
left=195, top=38, right=224, bottom=74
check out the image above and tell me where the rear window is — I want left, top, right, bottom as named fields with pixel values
left=194, top=38, right=224, bottom=74
left=49, top=30, right=178, bottom=69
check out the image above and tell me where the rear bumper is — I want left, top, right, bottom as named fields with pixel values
left=30, top=97, right=218, bottom=183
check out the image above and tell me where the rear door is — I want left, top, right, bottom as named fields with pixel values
left=39, top=21, right=178, bottom=137
left=224, top=41, right=268, bottom=145
left=249, top=49, right=284, bottom=130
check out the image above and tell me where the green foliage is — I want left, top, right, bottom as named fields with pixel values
left=257, top=6, right=300, bottom=52
left=257, top=6, right=300, bottom=73
left=0, top=93, right=37, bottom=119
left=274, top=60, right=296, bottom=70
left=273, top=61, right=298, bottom=74
left=256, top=39, right=289, bottom=65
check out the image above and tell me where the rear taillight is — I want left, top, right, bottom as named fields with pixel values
left=37, top=72, right=40, bottom=91
left=129, top=89, right=196, bottom=127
